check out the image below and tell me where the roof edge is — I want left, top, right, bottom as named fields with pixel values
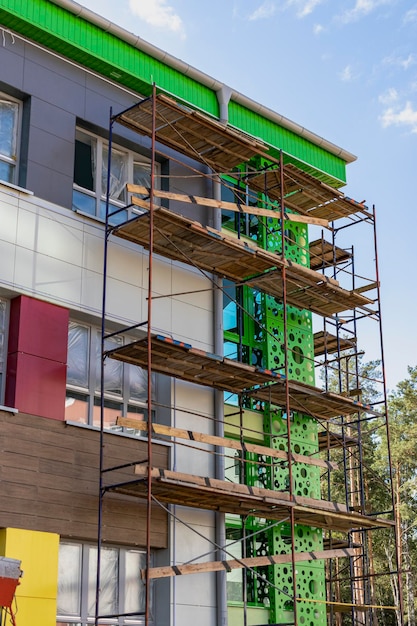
left=50, top=0, right=356, bottom=164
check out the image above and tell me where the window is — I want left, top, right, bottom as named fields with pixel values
left=225, top=447, right=271, bottom=608
left=0, top=297, right=8, bottom=402
left=226, top=524, right=270, bottom=607
left=221, top=177, right=261, bottom=242
left=223, top=282, right=266, bottom=410
left=57, top=542, right=147, bottom=626
left=0, top=94, right=20, bottom=184
left=73, top=128, right=155, bottom=225
left=65, top=321, right=154, bottom=433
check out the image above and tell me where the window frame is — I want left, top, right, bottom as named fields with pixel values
left=57, top=541, right=149, bottom=626
left=65, top=320, right=154, bottom=434
left=72, top=127, right=158, bottom=225
left=0, top=92, right=21, bottom=186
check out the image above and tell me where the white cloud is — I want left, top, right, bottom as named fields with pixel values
left=286, top=0, right=324, bottom=18
left=340, top=64, right=354, bottom=81
left=404, top=8, right=417, bottom=24
left=383, top=52, right=417, bottom=70
left=128, top=0, right=185, bottom=38
left=313, top=23, right=325, bottom=34
left=378, top=87, right=399, bottom=105
left=400, top=54, right=416, bottom=69
left=339, top=0, right=393, bottom=24
left=248, top=1, right=276, bottom=21
left=380, top=101, right=417, bottom=132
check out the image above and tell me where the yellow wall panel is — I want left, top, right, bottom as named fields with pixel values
left=0, top=528, right=59, bottom=626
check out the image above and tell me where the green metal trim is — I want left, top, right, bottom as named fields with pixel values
left=228, top=101, right=347, bottom=184
left=0, top=0, right=346, bottom=182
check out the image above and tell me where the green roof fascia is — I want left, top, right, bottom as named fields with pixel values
left=0, top=0, right=347, bottom=184
left=228, top=101, right=347, bottom=184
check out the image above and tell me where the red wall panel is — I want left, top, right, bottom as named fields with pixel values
left=7, top=295, right=69, bottom=362
left=5, top=296, right=69, bottom=420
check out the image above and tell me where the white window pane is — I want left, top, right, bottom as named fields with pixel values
left=226, top=530, right=243, bottom=603
left=0, top=100, right=18, bottom=159
left=0, top=161, right=14, bottom=183
left=129, top=365, right=148, bottom=402
left=67, top=322, right=89, bottom=388
left=124, top=550, right=146, bottom=614
left=102, top=146, right=126, bottom=201
left=72, top=189, right=96, bottom=215
left=96, top=332, right=123, bottom=395
left=88, top=547, right=118, bottom=617
left=57, top=543, right=82, bottom=616
left=133, top=161, right=151, bottom=189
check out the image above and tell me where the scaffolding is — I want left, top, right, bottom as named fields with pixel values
left=95, top=86, right=403, bottom=626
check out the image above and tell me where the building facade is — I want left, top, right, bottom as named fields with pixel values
left=0, top=2, right=398, bottom=626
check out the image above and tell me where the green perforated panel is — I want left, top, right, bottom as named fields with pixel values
left=223, top=163, right=326, bottom=625
left=265, top=298, right=315, bottom=385
left=268, top=523, right=326, bottom=624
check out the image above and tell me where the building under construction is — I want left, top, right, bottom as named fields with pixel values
left=0, top=1, right=402, bottom=625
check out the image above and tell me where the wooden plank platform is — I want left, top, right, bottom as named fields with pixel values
left=143, top=547, right=357, bottom=580
left=318, top=430, right=358, bottom=451
left=323, top=538, right=359, bottom=550
left=246, top=164, right=369, bottom=222
left=128, top=185, right=329, bottom=227
left=115, top=93, right=270, bottom=173
left=314, top=331, right=356, bottom=356
left=116, top=417, right=338, bottom=470
left=107, top=334, right=381, bottom=420
left=327, top=602, right=368, bottom=614
left=112, top=206, right=373, bottom=317
left=309, top=239, right=352, bottom=270
left=110, top=465, right=393, bottom=533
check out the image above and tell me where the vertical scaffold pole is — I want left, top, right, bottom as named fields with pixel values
left=95, top=106, right=114, bottom=626
left=145, top=83, right=157, bottom=626
left=372, top=204, right=404, bottom=625
left=279, top=150, right=298, bottom=626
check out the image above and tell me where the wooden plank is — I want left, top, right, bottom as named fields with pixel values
left=117, top=93, right=269, bottom=172
left=143, top=547, right=357, bottom=580
left=109, top=335, right=383, bottom=421
left=313, top=331, right=356, bottom=356
left=113, top=207, right=377, bottom=317
left=309, top=239, right=352, bottom=270
left=127, top=185, right=329, bottom=227
left=123, top=465, right=394, bottom=532
left=318, top=431, right=357, bottom=451
left=116, top=417, right=337, bottom=470
left=354, top=281, right=379, bottom=294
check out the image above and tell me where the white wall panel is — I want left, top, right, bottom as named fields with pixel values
left=0, top=188, right=213, bottom=349
left=0, top=190, right=18, bottom=244
left=14, top=245, right=82, bottom=304
left=0, top=240, right=16, bottom=287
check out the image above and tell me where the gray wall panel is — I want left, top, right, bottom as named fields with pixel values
left=30, top=98, right=76, bottom=142
left=22, top=58, right=86, bottom=117
left=0, top=30, right=212, bottom=220
left=28, top=127, right=74, bottom=177
left=26, top=161, right=73, bottom=209
left=0, top=41, right=25, bottom=92
left=22, top=39, right=86, bottom=87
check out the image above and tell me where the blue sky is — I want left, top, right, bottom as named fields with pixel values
left=78, top=0, right=417, bottom=391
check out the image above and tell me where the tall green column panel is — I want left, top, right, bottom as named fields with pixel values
left=223, top=168, right=326, bottom=626
left=260, top=211, right=326, bottom=626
